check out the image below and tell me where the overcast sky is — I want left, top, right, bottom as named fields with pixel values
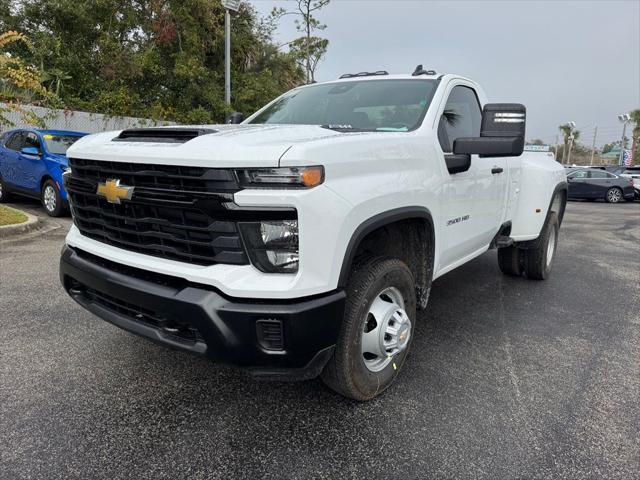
left=250, top=0, right=640, bottom=147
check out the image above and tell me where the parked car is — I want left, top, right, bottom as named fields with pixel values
left=0, top=129, right=88, bottom=216
left=60, top=69, right=567, bottom=400
left=566, top=168, right=635, bottom=203
left=618, top=168, right=640, bottom=200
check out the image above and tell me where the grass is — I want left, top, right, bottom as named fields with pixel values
left=0, top=205, right=28, bottom=226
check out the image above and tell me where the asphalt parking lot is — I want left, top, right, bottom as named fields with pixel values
left=1, top=199, right=638, bottom=480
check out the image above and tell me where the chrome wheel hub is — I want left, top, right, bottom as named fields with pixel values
left=44, top=185, right=56, bottom=212
left=361, top=287, right=412, bottom=372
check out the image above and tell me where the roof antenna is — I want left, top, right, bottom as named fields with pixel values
left=412, top=64, right=436, bottom=76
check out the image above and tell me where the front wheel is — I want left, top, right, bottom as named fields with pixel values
left=523, top=212, right=559, bottom=280
left=321, top=257, right=417, bottom=401
left=0, top=176, right=11, bottom=203
left=41, top=179, right=65, bottom=217
left=605, top=187, right=623, bottom=204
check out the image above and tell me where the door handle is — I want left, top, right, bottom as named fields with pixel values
left=491, top=167, right=504, bottom=174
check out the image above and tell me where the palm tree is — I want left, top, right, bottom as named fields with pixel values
left=629, top=109, right=640, bottom=166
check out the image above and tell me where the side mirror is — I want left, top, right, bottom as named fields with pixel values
left=226, top=112, right=245, bottom=124
left=453, top=103, right=525, bottom=157
left=21, top=146, right=41, bottom=156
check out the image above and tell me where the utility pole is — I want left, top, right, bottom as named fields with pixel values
left=221, top=0, right=241, bottom=105
left=567, top=135, right=575, bottom=165
left=225, top=9, right=230, bottom=104
left=554, top=134, right=559, bottom=159
left=561, top=121, right=576, bottom=165
left=617, top=113, right=630, bottom=166
left=589, top=125, right=598, bottom=165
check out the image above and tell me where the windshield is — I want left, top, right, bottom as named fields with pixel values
left=42, top=134, right=83, bottom=155
left=248, top=79, right=438, bottom=132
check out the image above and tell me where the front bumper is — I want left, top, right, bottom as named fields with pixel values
left=60, top=246, right=345, bottom=380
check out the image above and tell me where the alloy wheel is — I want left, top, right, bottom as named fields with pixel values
left=607, top=188, right=622, bottom=203
left=44, top=185, right=57, bottom=212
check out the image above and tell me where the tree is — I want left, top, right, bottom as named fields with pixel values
left=2, top=1, right=304, bottom=123
left=629, top=109, right=640, bottom=165
left=0, top=30, right=59, bottom=127
left=288, top=36, right=328, bottom=83
left=272, top=0, right=330, bottom=83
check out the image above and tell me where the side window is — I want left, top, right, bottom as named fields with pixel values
left=568, top=170, right=588, bottom=179
left=438, top=86, right=482, bottom=153
left=23, top=132, right=41, bottom=151
left=589, top=170, right=608, bottom=179
left=5, top=132, right=25, bottom=151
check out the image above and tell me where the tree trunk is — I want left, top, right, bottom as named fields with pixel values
left=631, top=134, right=638, bottom=166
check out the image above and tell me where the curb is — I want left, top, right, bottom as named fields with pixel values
left=0, top=208, right=42, bottom=239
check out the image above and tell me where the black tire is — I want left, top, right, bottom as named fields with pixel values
left=523, top=212, right=559, bottom=280
left=0, top=176, right=10, bottom=203
left=605, top=187, right=623, bottom=204
left=321, top=257, right=417, bottom=401
left=497, top=245, right=523, bottom=276
left=41, top=179, right=64, bottom=217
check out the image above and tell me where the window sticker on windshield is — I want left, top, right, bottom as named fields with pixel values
left=43, top=134, right=53, bottom=139
left=420, top=99, right=428, bottom=107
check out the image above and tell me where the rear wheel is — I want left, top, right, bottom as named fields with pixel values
left=321, top=257, right=417, bottom=401
left=605, top=187, right=623, bottom=204
left=41, top=179, right=64, bottom=217
left=498, top=245, right=523, bottom=276
left=523, top=212, right=559, bottom=280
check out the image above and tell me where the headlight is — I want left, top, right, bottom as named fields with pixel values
left=239, top=220, right=299, bottom=273
left=236, top=166, right=324, bottom=188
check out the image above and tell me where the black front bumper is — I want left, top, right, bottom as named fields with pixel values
left=60, top=246, right=345, bottom=380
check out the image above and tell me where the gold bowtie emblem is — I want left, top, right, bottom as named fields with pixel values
left=96, top=179, right=134, bottom=204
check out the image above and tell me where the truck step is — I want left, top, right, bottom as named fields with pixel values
left=496, top=236, right=515, bottom=248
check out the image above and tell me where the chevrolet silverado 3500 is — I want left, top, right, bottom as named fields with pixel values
left=60, top=69, right=567, bottom=400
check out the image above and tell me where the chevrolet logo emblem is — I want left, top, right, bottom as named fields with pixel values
left=96, top=179, right=134, bottom=204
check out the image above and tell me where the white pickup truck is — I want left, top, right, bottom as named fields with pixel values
left=60, top=68, right=567, bottom=400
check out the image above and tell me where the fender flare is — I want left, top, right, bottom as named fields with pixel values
left=337, top=206, right=435, bottom=288
left=551, top=181, right=568, bottom=225
left=518, top=181, right=568, bottom=250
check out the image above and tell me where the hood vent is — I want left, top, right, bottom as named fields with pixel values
left=113, top=128, right=217, bottom=144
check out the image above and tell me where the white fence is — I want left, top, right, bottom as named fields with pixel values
left=1, top=103, right=174, bottom=134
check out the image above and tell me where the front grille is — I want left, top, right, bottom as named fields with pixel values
left=66, top=158, right=248, bottom=266
left=79, top=283, right=204, bottom=345
left=69, top=158, right=238, bottom=192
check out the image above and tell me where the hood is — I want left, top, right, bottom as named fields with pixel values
left=66, top=124, right=351, bottom=168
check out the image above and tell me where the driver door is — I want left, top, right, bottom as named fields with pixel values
left=438, top=85, right=507, bottom=269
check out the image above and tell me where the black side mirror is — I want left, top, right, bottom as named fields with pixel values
left=227, top=112, right=244, bottom=124
left=453, top=103, right=526, bottom=157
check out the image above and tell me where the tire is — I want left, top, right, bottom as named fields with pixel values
left=0, top=176, right=10, bottom=203
left=321, top=257, right=417, bottom=401
left=41, top=179, right=64, bottom=217
left=497, top=245, right=523, bottom=276
left=605, top=187, right=623, bottom=204
left=523, top=212, right=559, bottom=280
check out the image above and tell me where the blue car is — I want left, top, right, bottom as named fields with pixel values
left=0, top=128, right=87, bottom=216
